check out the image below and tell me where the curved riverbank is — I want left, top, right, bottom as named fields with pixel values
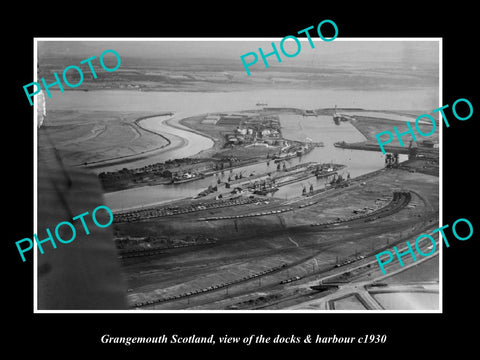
left=82, top=113, right=175, bottom=171
left=85, top=112, right=214, bottom=173
left=137, top=112, right=214, bottom=163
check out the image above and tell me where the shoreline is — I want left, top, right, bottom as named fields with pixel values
left=102, top=107, right=438, bottom=214
left=89, top=106, right=439, bottom=197
left=99, top=107, right=427, bottom=189
left=136, top=114, right=190, bottom=159
left=83, top=112, right=213, bottom=172
left=80, top=113, right=175, bottom=169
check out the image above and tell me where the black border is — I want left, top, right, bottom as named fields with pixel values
left=6, top=5, right=478, bottom=354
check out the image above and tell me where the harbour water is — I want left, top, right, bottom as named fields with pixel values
left=103, top=113, right=406, bottom=211
left=45, top=89, right=426, bottom=210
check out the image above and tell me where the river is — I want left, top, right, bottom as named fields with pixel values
left=102, top=113, right=407, bottom=211
left=45, top=89, right=431, bottom=210
left=45, top=88, right=436, bottom=113
left=139, top=114, right=214, bottom=162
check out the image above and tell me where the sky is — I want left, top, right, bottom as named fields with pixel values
left=37, top=39, right=440, bottom=68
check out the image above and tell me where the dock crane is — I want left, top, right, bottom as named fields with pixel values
left=308, top=182, right=314, bottom=194
left=301, top=183, right=307, bottom=196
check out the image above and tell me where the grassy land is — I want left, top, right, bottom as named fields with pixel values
left=349, top=115, right=440, bottom=147
left=116, top=165, right=439, bottom=309
left=42, top=110, right=168, bottom=167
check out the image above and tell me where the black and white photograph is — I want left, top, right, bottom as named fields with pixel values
left=35, top=38, right=440, bottom=311
left=6, top=7, right=478, bottom=354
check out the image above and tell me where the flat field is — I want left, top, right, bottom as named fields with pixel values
left=41, top=110, right=169, bottom=167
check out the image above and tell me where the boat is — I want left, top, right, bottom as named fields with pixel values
left=333, top=112, right=350, bottom=123
left=329, top=172, right=349, bottom=188
left=171, top=173, right=205, bottom=184
left=274, top=145, right=314, bottom=163
left=273, top=153, right=295, bottom=163
left=333, top=105, right=341, bottom=125
left=315, top=170, right=337, bottom=179
left=313, top=164, right=346, bottom=178
left=329, top=174, right=343, bottom=185
left=194, top=184, right=218, bottom=198
left=332, top=105, right=352, bottom=124
left=253, top=186, right=279, bottom=196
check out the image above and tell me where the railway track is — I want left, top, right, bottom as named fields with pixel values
left=309, top=191, right=411, bottom=228
left=118, top=240, right=217, bottom=259
left=130, top=219, right=436, bottom=309
left=126, top=189, right=434, bottom=309
left=113, top=196, right=260, bottom=223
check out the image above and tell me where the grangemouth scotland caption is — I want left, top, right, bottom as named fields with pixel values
left=35, top=38, right=441, bottom=311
